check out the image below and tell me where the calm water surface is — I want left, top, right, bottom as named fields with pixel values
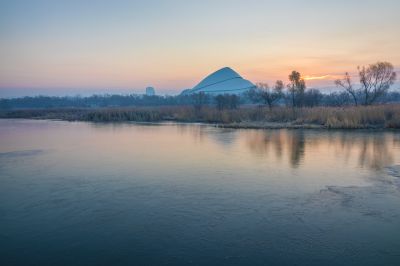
left=1, top=119, right=400, bottom=266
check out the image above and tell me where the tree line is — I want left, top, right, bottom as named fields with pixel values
left=246, top=61, right=397, bottom=109
left=0, top=61, right=397, bottom=110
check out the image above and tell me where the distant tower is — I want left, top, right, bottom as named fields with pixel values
left=146, top=87, right=155, bottom=96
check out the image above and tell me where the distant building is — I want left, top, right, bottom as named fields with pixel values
left=181, top=67, right=255, bottom=95
left=145, top=87, right=155, bottom=96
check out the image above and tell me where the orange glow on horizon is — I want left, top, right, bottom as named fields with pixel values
left=303, top=75, right=332, bottom=81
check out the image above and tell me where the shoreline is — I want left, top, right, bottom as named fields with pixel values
left=1, top=117, right=397, bottom=131
left=1, top=105, right=400, bottom=130
left=216, top=121, right=399, bottom=130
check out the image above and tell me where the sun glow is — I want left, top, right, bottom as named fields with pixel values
left=302, top=75, right=333, bottom=81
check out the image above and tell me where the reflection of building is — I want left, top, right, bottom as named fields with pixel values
left=181, top=67, right=255, bottom=95
left=146, top=87, right=155, bottom=96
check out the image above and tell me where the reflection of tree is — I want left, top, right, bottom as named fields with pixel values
left=245, top=131, right=283, bottom=159
left=275, top=133, right=283, bottom=159
left=357, top=135, right=393, bottom=170
left=176, top=124, right=207, bottom=143
left=244, top=129, right=396, bottom=170
left=289, top=131, right=305, bottom=168
left=245, top=130, right=306, bottom=167
left=207, top=129, right=238, bottom=148
left=332, top=132, right=393, bottom=170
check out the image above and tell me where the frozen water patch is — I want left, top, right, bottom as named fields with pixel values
left=385, top=165, right=400, bottom=189
left=276, top=166, right=400, bottom=262
left=303, top=165, right=400, bottom=222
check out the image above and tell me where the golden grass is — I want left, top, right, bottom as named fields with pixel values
left=2, top=104, right=400, bottom=129
left=294, top=105, right=398, bottom=128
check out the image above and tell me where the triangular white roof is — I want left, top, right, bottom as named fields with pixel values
left=188, top=67, right=255, bottom=94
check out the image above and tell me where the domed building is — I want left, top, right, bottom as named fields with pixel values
left=182, top=67, right=255, bottom=95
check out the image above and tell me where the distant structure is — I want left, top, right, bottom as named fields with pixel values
left=145, top=87, right=155, bottom=96
left=181, top=67, right=255, bottom=95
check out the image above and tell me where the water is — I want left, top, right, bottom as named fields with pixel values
left=1, top=119, right=400, bottom=266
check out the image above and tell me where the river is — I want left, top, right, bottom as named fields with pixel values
left=1, top=119, right=400, bottom=265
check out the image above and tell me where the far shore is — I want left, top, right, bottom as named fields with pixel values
left=1, top=104, right=400, bottom=130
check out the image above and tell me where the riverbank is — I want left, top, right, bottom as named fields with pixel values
left=1, top=105, right=400, bottom=129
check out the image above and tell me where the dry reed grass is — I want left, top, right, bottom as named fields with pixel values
left=2, top=104, right=400, bottom=129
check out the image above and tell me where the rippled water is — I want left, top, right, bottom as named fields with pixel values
left=1, top=119, right=400, bottom=266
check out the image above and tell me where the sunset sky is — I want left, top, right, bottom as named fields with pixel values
left=1, top=0, right=399, bottom=96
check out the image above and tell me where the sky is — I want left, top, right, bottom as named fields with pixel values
left=0, top=0, right=399, bottom=97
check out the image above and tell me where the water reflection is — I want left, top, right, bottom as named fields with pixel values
left=82, top=122, right=397, bottom=171
left=358, top=135, right=394, bottom=170
left=176, top=124, right=239, bottom=147
left=242, top=130, right=396, bottom=170
left=289, top=131, right=305, bottom=167
left=1, top=120, right=400, bottom=266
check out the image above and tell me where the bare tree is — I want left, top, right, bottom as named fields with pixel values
left=335, top=72, right=358, bottom=106
left=334, top=62, right=396, bottom=106
left=255, top=81, right=284, bottom=109
left=272, top=80, right=285, bottom=107
left=274, top=80, right=285, bottom=94
left=288, top=71, right=306, bottom=107
left=358, top=62, right=396, bottom=105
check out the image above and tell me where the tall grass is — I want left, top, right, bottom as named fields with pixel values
left=295, top=105, right=400, bottom=128
left=1, top=105, right=400, bottom=129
